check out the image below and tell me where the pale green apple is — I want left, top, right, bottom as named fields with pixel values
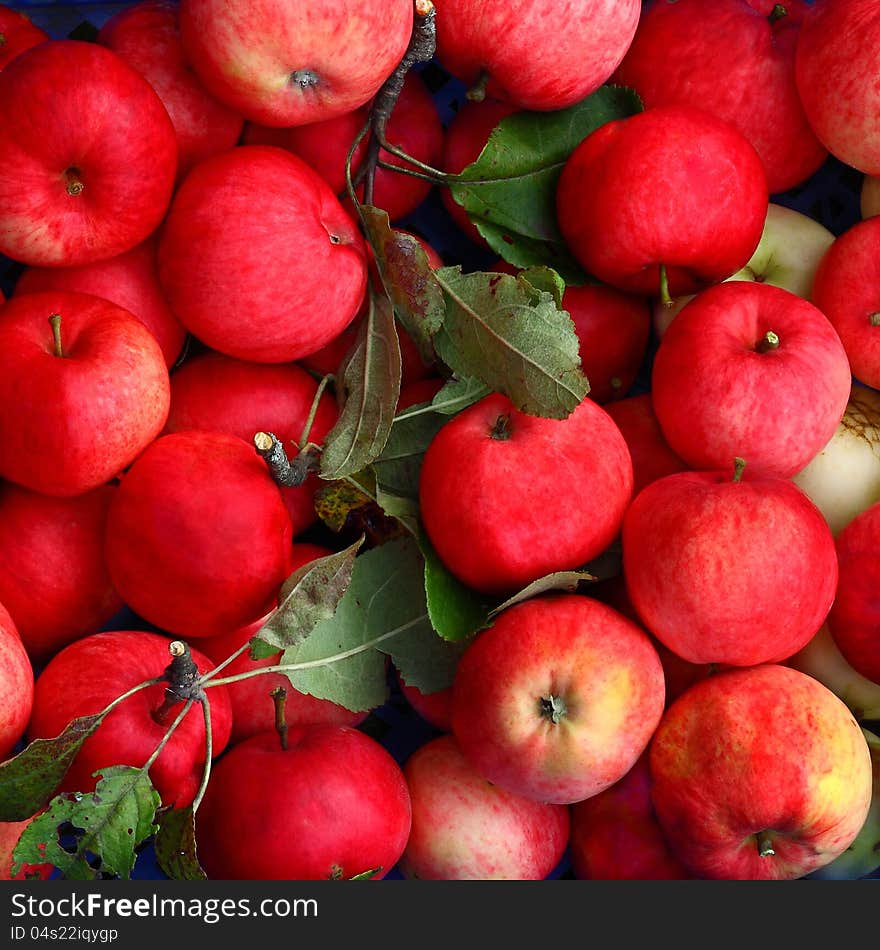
left=653, top=203, right=835, bottom=336
left=791, top=383, right=880, bottom=537
left=786, top=623, right=880, bottom=723
left=806, top=729, right=880, bottom=880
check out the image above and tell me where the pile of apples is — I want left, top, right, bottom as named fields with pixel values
left=0, top=0, right=879, bottom=883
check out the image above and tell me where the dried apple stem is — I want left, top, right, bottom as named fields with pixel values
left=768, top=4, right=787, bottom=24
left=271, top=686, right=289, bottom=751
left=659, top=264, right=674, bottom=307
left=869, top=312, right=880, bottom=327
left=757, top=330, right=780, bottom=353
left=48, top=313, right=64, bottom=357
left=253, top=431, right=321, bottom=487
left=733, top=457, right=747, bottom=482
left=756, top=831, right=776, bottom=857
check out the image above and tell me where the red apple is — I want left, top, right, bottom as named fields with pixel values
left=195, top=723, right=412, bottom=880
left=104, top=430, right=295, bottom=639
left=0, top=5, right=49, bottom=71
left=810, top=215, right=880, bottom=391
left=97, top=0, right=245, bottom=182
left=243, top=71, right=444, bottom=222
left=434, top=0, right=641, bottom=111
left=650, top=281, right=852, bottom=478
left=177, top=0, right=414, bottom=127
left=396, top=376, right=445, bottom=413
left=0, top=39, right=177, bottom=267
left=556, top=104, right=768, bottom=299
left=603, top=393, right=688, bottom=498
left=0, top=601, right=33, bottom=762
left=14, top=237, right=187, bottom=369
left=450, top=593, right=666, bottom=804
left=795, top=0, right=880, bottom=175
left=826, top=500, right=880, bottom=685
left=418, top=392, right=633, bottom=596
left=623, top=462, right=839, bottom=667
left=156, top=144, right=368, bottom=363
left=398, top=733, right=570, bottom=880
left=611, top=0, right=826, bottom=193
left=27, top=630, right=233, bottom=809
left=162, top=349, right=339, bottom=536
left=397, top=670, right=453, bottom=734
left=0, top=290, right=171, bottom=497
left=649, top=664, right=873, bottom=880
left=0, top=482, right=123, bottom=666
left=569, top=752, right=693, bottom=880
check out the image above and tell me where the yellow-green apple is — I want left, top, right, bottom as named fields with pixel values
left=162, top=349, right=338, bottom=536
left=556, top=105, right=768, bottom=299
left=0, top=482, right=123, bottom=666
left=795, top=0, right=880, bottom=174
left=196, top=542, right=369, bottom=746
left=0, top=290, right=171, bottom=498
left=156, top=144, right=368, bottom=363
left=612, top=0, right=826, bottom=194
left=13, top=237, right=187, bottom=370
left=825, top=499, right=880, bottom=685
left=0, top=39, right=177, bottom=267
left=440, top=97, right=519, bottom=249
left=243, top=71, right=444, bottom=223
left=602, top=393, right=688, bottom=498
left=648, top=663, right=874, bottom=880
left=622, top=462, right=838, bottom=667
left=0, top=5, right=48, bottom=71
left=650, top=281, right=852, bottom=478
left=862, top=174, right=880, bottom=218
left=810, top=216, right=880, bottom=390
left=450, top=593, right=666, bottom=804
left=104, top=430, right=295, bottom=639
left=195, top=723, right=412, bottom=880
left=569, top=751, right=693, bottom=880
left=434, top=0, right=641, bottom=111
left=27, top=629, right=233, bottom=809
left=0, top=601, right=32, bottom=761
left=493, top=261, right=652, bottom=405
left=653, top=202, right=835, bottom=338
left=418, top=393, right=633, bottom=596
left=786, top=624, right=880, bottom=723
left=97, top=0, right=244, bottom=183
left=792, top=383, right=880, bottom=537
left=806, top=728, right=880, bottom=880
left=398, top=733, right=570, bottom=880
left=177, top=0, right=414, bottom=127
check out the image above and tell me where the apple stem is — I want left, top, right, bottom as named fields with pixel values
left=253, top=431, right=321, bottom=487
left=869, top=312, right=880, bottom=327
left=466, top=69, right=489, bottom=103
left=539, top=694, right=567, bottom=725
left=756, top=330, right=780, bottom=353
left=659, top=264, right=674, bottom=308
left=48, top=313, right=64, bottom=358
left=64, top=167, right=84, bottom=197
left=271, top=686, right=289, bottom=751
left=768, top=4, right=787, bottom=24
left=190, top=695, right=213, bottom=814
left=143, top=699, right=194, bottom=769
left=756, top=831, right=776, bottom=858
left=298, top=374, right=334, bottom=449
left=733, top=457, right=747, bottom=482
left=151, top=640, right=206, bottom=726
left=490, top=413, right=511, bottom=440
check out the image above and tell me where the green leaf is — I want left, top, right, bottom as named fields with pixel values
left=419, top=532, right=494, bottom=643
left=249, top=536, right=364, bottom=660
left=429, top=375, right=492, bottom=415
left=358, top=206, right=445, bottom=364
left=518, top=266, right=566, bottom=309
left=277, top=536, right=435, bottom=712
left=153, top=806, right=206, bottom=881
left=448, top=85, right=643, bottom=277
left=372, top=403, right=448, bottom=501
left=432, top=266, right=589, bottom=419
left=487, top=569, right=599, bottom=620
left=319, top=285, right=402, bottom=480
left=0, top=713, right=104, bottom=822
left=12, top=766, right=160, bottom=880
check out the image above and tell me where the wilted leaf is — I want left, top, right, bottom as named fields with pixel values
left=419, top=533, right=494, bottom=643
left=319, top=286, right=402, bottom=480
left=487, top=570, right=599, bottom=619
left=0, top=714, right=104, bottom=821
left=154, top=806, right=206, bottom=881
left=448, top=86, right=642, bottom=277
left=359, top=206, right=445, bottom=363
left=314, top=480, right=374, bottom=533
left=432, top=266, right=589, bottom=418
left=12, top=766, right=160, bottom=880
left=278, top=536, right=434, bottom=712
left=250, top=536, right=364, bottom=660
